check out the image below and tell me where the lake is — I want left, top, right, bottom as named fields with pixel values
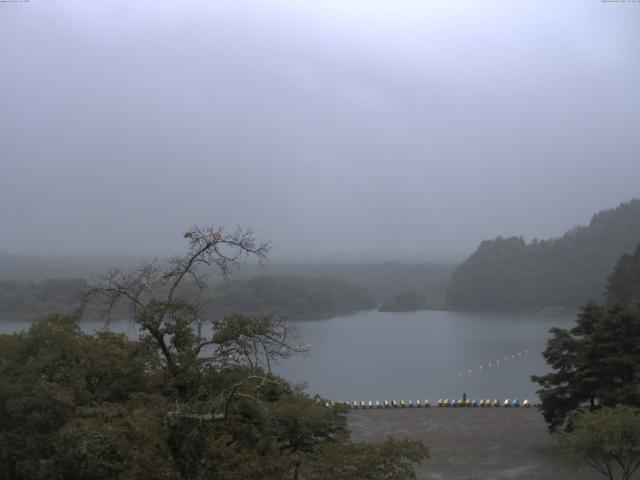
left=0, top=309, right=576, bottom=403
left=274, top=309, right=576, bottom=403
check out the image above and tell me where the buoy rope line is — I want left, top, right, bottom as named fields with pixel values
left=456, top=346, right=537, bottom=378
left=325, top=346, right=541, bottom=410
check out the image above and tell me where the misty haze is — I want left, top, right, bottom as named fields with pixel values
left=1, top=2, right=639, bottom=480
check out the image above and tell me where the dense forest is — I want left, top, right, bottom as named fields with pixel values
left=0, top=259, right=455, bottom=321
left=209, top=276, right=375, bottom=319
left=232, top=262, right=456, bottom=306
left=605, top=243, right=640, bottom=309
left=0, top=227, right=427, bottom=479
left=0, top=275, right=376, bottom=322
left=605, top=244, right=640, bottom=308
left=378, top=290, right=429, bottom=312
left=0, top=279, right=88, bottom=322
left=0, top=254, right=456, bottom=306
left=446, top=199, right=640, bottom=309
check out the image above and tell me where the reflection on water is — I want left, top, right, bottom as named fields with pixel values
left=1, top=309, right=576, bottom=402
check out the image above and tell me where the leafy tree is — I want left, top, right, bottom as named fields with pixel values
left=532, top=303, right=640, bottom=431
left=555, top=405, right=640, bottom=480
left=0, top=226, right=428, bottom=479
left=0, top=314, right=167, bottom=480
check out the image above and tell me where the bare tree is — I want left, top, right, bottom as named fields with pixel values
left=83, top=226, right=306, bottom=402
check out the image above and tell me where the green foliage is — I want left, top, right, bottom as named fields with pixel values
left=54, top=399, right=175, bottom=480
left=0, top=313, right=427, bottom=479
left=606, top=244, right=640, bottom=310
left=378, top=290, right=429, bottom=312
left=447, top=199, right=640, bottom=308
left=209, top=275, right=375, bottom=319
left=533, top=247, right=640, bottom=432
left=555, top=406, right=640, bottom=480
left=0, top=227, right=427, bottom=479
left=532, top=302, right=640, bottom=431
left=0, top=314, right=166, bottom=480
left=0, top=278, right=88, bottom=321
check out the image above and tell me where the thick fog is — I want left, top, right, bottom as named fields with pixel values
left=1, top=0, right=639, bottom=261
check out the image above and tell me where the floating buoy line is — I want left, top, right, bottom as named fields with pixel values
left=456, top=346, right=537, bottom=378
left=325, top=346, right=541, bottom=411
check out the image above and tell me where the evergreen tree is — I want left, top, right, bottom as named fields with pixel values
left=533, top=245, right=640, bottom=431
left=606, top=244, right=640, bottom=309
left=447, top=199, right=640, bottom=309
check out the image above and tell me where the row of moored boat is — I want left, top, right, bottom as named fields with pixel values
left=333, top=399, right=531, bottom=409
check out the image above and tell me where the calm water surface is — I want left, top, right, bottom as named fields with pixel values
left=1, top=309, right=576, bottom=403
left=274, top=309, right=576, bottom=403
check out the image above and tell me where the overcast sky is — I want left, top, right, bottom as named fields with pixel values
left=1, top=0, right=639, bottom=261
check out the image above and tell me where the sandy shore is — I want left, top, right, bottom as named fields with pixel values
left=348, top=408, right=605, bottom=480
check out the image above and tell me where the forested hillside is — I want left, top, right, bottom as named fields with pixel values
left=0, top=254, right=456, bottom=306
left=446, top=199, right=640, bottom=309
left=0, top=279, right=88, bottom=322
left=0, top=275, right=374, bottom=322
left=232, top=262, right=456, bottom=305
left=209, top=276, right=375, bottom=319
left=378, top=290, right=429, bottom=312
left=606, top=244, right=640, bottom=309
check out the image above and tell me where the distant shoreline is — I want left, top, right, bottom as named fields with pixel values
left=0, top=305, right=580, bottom=325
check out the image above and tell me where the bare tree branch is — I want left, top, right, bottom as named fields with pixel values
left=81, top=226, right=305, bottom=404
